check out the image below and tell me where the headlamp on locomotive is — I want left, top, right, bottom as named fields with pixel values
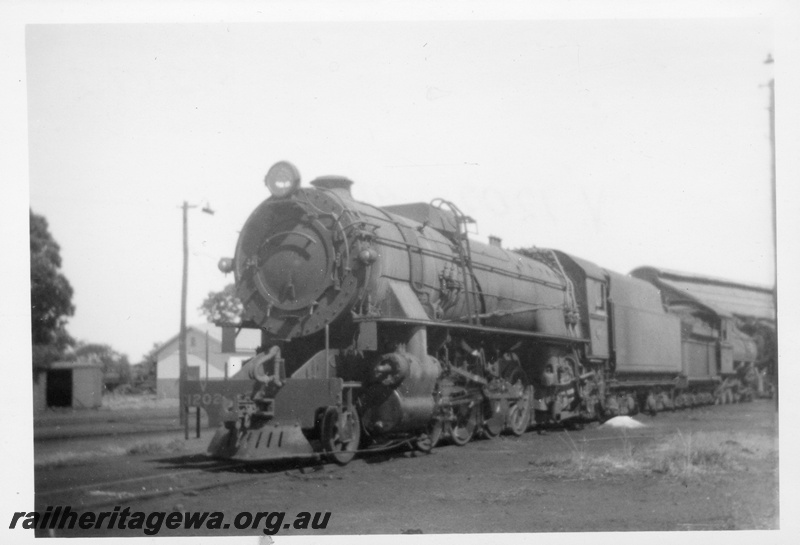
left=264, top=160, right=301, bottom=198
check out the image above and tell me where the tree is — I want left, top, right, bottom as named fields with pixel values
left=199, top=283, right=243, bottom=325
left=30, top=210, right=75, bottom=370
left=74, top=342, right=131, bottom=390
left=142, top=341, right=163, bottom=367
left=136, top=341, right=162, bottom=384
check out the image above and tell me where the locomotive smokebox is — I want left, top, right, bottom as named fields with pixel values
left=233, top=184, right=362, bottom=339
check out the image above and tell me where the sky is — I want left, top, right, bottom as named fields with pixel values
left=22, top=17, right=778, bottom=363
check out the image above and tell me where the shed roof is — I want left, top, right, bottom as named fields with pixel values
left=630, top=266, right=775, bottom=322
left=49, top=360, right=103, bottom=370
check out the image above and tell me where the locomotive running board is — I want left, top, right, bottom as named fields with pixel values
left=207, top=420, right=316, bottom=462
left=358, top=316, right=588, bottom=345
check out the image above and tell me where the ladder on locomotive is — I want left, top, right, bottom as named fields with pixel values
left=523, top=247, right=580, bottom=338
left=431, top=198, right=482, bottom=325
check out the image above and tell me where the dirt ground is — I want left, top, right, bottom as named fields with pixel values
left=33, top=399, right=779, bottom=537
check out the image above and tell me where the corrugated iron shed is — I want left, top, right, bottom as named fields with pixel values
left=630, top=266, right=775, bottom=322
left=40, top=360, right=104, bottom=409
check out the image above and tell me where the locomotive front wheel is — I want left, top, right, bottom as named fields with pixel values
left=450, top=403, right=479, bottom=446
left=321, top=406, right=361, bottom=465
left=483, top=400, right=504, bottom=438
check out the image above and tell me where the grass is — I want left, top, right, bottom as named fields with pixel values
left=528, top=430, right=775, bottom=481
left=479, top=486, right=545, bottom=504
left=36, top=438, right=187, bottom=469
left=646, top=430, right=774, bottom=477
left=102, top=392, right=179, bottom=410
left=125, top=438, right=186, bottom=456
left=35, top=446, right=128, bottom=469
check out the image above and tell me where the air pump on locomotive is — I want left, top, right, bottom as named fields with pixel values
left=203, top=161, right=771, bottom=464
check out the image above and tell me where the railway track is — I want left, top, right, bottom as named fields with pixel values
left=34, top=400, right=777, bottom=514
left=34, top=426, right=185, bottom=443
left=35, top=425, right=678, bottom=511
left=35, top=455, right=332, bottom=510
left=28, top=401, right=778, bottom=536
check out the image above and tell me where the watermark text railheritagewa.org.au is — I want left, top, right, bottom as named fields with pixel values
left=9, top=506, right=331, bottom=535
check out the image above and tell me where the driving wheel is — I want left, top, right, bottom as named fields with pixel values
left=507, top=385, right=533, bottom=436
left=414, top=418, right=444, bottom=453
left=450, top=403, right=478, bottom=446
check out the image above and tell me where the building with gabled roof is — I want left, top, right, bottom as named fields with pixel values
left=153, top=323, right=261, bottom=398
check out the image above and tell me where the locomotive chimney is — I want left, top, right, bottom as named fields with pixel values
left=489, top=235, right=502, bottom=248
left=310, top=175, right=354, bottom=199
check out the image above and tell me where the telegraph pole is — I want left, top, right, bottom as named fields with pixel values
left=179, top=201, right=195, bottom=424
left=178, top=201, right=213, bottom=424
left=763, top=55, right=776, bottom=306
left=765, top=54, right=776, bottom=281
left=764, top=54, right=778, bottom=408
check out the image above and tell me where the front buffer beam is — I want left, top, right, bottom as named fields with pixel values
left=207, top=378, right=353, bottom=462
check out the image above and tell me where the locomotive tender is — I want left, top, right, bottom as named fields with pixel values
left=204, top=161, right=772, bottom=463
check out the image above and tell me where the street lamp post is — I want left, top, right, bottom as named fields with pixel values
left=178, top=201, right=214, bottom=425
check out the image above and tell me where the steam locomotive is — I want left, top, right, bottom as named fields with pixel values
left=204, top=161, right=775, bottom=464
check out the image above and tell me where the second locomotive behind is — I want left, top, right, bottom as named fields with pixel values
left=205, top=161, right=772, bottom=463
